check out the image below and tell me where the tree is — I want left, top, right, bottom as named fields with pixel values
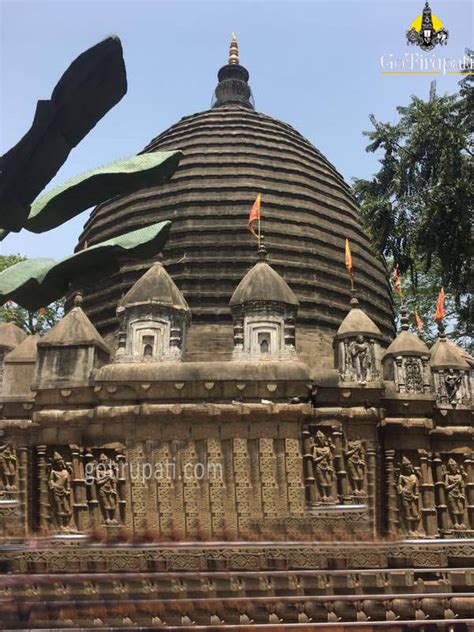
left=353, top=61, right=473, bottom=349
left=0, top=254, right=64, bottom=334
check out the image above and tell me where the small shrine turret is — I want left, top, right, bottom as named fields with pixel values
left=34, top=294, right=110, bottom=388
left=115, top=261, right=190, bottom=362
left=382, top=309, right=431, bottom=394
left=335, top=294, right=384, bottom=385
left=430, top=328, right=472, bottom=407
left=229, top=240, right=299, bottom=361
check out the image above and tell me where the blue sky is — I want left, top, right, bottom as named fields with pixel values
left=1, top=0, right=472, bottom=260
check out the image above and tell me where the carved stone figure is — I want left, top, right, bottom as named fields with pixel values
left=346, top=440, right=366, bottom=496
left=0, top=443, right=17, bottom=491
left=94, top=453, right=119, bottom=524
left=48, top=451, right=74, bottom=531
left=444, top=458, right=467, bottom=529
left=443, top=369, right=463, bottom=403
left=397, top=456, right=421, bottom=534
left=348, top=335, right=371, bottom=384
left=311, top=430, right=335, bottom=502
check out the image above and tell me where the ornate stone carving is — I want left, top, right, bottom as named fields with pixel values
left=434, top=368, right=471, bottom=406
left=443, top=458, right=467, bottom=530
left=310, top=430, right=336, bottom=504
left=48, top=451, right=75, bottom=532
left=348, top=336, right=371, bottom=384
left=0, top=442, right=17, bottom=492
left=345, top=440, right=366, bottom=497
left=93, top=453, right=120, bottom=525
left=396, top=456, right=422, bottom=535
left=404, top=357, right=424, bottom=393
left=338, top=336, right=380, bottom=384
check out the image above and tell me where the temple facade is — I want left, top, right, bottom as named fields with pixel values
left=0, top=37, right=473, bottom=629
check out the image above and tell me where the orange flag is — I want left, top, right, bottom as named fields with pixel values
left=434, top=287, right=446, bottom=323
left=415, top=308, right=424, bottom=331
left=247, top=193, right=261, bottom=239
left=345, top=239, right=353, bottom=275
left=392, top=265, right=403, bottom=298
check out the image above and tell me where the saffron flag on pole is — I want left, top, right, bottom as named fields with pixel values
left=434, top=287, right=446, bottom=323
left=247, top=193, right=261, bottom=239
left=345, top=239, right=353, bottom=275
left=392, top=265, right=403, bottom=298
left=415, top=308, right=424, bottom=331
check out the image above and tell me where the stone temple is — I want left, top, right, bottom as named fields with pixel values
left=0, top=37, right=473, bottom=629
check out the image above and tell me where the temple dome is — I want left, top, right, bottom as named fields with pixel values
left=384, top=311, right=429, bottom=357
left=430, top=335, right=470, bottom=370
left=336, top=297, right=383, bottom=339
left=119, top=262, right=189, bottom=312
left=230, top=247, right=298, bottom=308
left=77, top=44, right=394, bottom=368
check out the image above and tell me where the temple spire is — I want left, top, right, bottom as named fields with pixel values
left=212, top=34, right=254, bottom=109
left=229, top=33, right=239, bottom=64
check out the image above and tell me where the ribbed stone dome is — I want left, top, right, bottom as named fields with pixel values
left=77, top=49, right=394, bottom=368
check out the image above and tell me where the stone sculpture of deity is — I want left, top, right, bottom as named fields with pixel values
left=443, top=369, right=464, bottom=404
left=397, top=456, right=422, bottom=535
left=0, top=443, right=17, bottom=492
left=345, top=440, right=366, bottom=496
left=48, top=451, right=74, bottom=531
left=444, top=458, right=467, bottom=529
left=348, top=336, right=371, bottom=385
left=311, top=430, right=336, bottom=503
left=94, top=453, right=119, bottom=525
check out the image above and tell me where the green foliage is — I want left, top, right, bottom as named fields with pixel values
left=0, top=254, right=64, bottom=334
left=354, top=60, right=473, bottom=349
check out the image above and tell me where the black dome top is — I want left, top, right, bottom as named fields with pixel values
left=77, top=53, right=394, bottom=351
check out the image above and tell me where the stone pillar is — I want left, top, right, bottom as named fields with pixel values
left=465, top=451, right=474, bottom=530
left=421, top=356, right=431, bottom=393
left=84, top=449, right=100, bottom=527
left=333, top=431, right=349, bottom=502
left=433, top=453, right=449, bottom=533
left=18, top=446, right=28, bottom=536
left=302, top=427, right=316, bottom=506
left=233, top=318, right=244, bottom=351
left=36, top=445, right=49, bottom=533
left=419, top=450, right=438, bottom=537
left=116, top=448, right=127, bottom=525
left=366, top=443, right=377, bottom=535
left=385, top=450, right=398, bottom=537
left=284, top=317, right=296, bottom=349
left=71, top=446, right=87, bottom=531
left=394, top=357, right=405, bottom=392
left=169, top=325, right=181, bottom=352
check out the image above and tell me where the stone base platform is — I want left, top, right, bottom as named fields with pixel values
left=1, top=539, right=473, bottom=628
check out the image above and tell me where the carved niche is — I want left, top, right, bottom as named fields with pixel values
left=0, top=442, right=18, bottom=495
left=345, top=439, right=367, bottom=499
left=433, top=368, right=472, bottom=407
left=395, top=455, right=423, bottom=536
left=393, top=355, right=431, bottom=394
left=84, top=448, right=126, bottom=528
left=47, top=450, right=76, bottom=533
left=433, top=453, right=473, bottom=535
left=338, top=335, right=381, bottom=385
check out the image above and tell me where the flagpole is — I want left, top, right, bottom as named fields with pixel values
left=258, top=208, right=261, bottom=249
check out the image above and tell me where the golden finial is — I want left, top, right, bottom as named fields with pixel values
left=228, top=33, right=239, bottom=65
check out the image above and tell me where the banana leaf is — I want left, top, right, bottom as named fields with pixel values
left=25, top=150, right=181, bottom=233
left=0, top=221, right=171, bottom=310
left=0, top=36, right=127, bottom=232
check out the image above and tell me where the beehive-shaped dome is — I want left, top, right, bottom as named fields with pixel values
left=77, top=40, right=394, bottom=368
